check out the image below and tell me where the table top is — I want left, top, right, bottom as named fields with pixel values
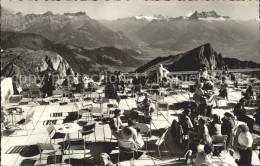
left=135, top=123, right=149, bottom=133
left=55, top=123, right=79, bottom=134
left=6, top=107, right=23, bottom=115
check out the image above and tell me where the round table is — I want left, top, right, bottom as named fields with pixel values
left=134, top=123, right=149, bottom=134
left=6, top=107, right=24, bottom=124
left=55, top=123, right=79, bottom=134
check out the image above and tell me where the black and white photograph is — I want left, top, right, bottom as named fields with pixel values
left=1, top=0, right=260, bottom=165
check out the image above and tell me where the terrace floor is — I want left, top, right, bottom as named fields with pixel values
left=1, top=87, right=260, bottom=166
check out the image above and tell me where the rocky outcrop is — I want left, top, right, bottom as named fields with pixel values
left=1, top=48, right=72, bottom=76
left=137, top=43, right=260, bottom=73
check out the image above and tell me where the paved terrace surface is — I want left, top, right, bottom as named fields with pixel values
left=1, top=87, right=260, bottom=166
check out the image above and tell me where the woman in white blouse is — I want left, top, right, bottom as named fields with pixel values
left=234, top=124, right=253, bottom=165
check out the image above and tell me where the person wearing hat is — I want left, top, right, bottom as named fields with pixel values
left=234, top=98, right=254, bottom=132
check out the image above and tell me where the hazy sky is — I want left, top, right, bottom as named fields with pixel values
left=2, top=0, right=258, bottom=20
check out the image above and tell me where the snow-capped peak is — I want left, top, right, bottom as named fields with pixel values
left=188, top=11, right=230, bottom=20
left=133, top=14, right=169, bottom=21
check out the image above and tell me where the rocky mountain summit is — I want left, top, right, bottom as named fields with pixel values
left=137, top=43, right=260, bottom=73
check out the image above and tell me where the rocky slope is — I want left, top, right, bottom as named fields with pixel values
left=1, top=7, right=135, bottom=48
left=1, top=48, right=72, bottom=76
left=137, top=43, right=260, bottom=73
left=1, top=31, right=143, bottom=74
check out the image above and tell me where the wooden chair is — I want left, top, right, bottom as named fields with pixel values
left=212, top=135, right=228, bottom=158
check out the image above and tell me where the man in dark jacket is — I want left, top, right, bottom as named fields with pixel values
left=221, top=112, right=235, bottom=147
left=234, top=98, right=254, bottom=132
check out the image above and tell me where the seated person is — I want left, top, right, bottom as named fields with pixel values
left=253, top=104, right=260, bottom=125
left=109, top=109, right=124, bottom=138
left=242, top=85, right=253, bottom=100
left=198, top=97, right=212, bottom=117
left=138, top=93, right=155, bottom=117
left=209, top=83, right=228, bottom=107
left=194, top=143, right=213, bottom=166
left=209, top=114, right=222, bottom=136
left=178, top=109, right=194, bottom=135
left=200, top=67, right=209, bottom=82
left=188, top=117, right=209, bottom=140
left=119, top=119, right=144, bottom=149
left=193, top=83, right=204, bottom=104
left=234, top=98, right=254, bottom=132
left=100, top=153, right=114, bottom=166
left=185, top=138, right=214, bottom=166
left=187, top=101, right=199, bottom=123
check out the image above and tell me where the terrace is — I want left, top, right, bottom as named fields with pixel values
left=1, top=70, right=260, bottom=166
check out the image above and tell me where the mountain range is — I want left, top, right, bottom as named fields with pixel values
left=1, top=31, right=143, bottom=75
left=100, top=11, right=259, bottom=61
left=1, top=7, right=135, bottom=48
left=1, top=7, right=259, bottom=76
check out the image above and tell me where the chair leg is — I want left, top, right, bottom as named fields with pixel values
left=158, top=145, right=161, bottom=158
left=94, top=131, right=96, bottom=142
left=117, top=151, right=120, bottom=165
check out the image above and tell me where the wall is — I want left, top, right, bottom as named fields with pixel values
left=1, top=77, right=14, bottom=105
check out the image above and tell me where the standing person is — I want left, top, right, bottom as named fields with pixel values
left=73, top=73, right=80, bottom=93
left=221, top=112, right=235, bottom=148
left=234, top=124, right=253, bottom=166
left=41, top=72, right=54, bottom=96
left=193, top=83, right=204, bottom=104
left=234, top=98, right=254, bottom=132
left=158, top=64, right=169, bottom=84
left=209, top=114, right=222, bottom=136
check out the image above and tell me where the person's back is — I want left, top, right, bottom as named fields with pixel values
left=221, top=118, right=234, bottom=136
left=234, top=102, right=246, bottom=117
left=209, top=123, right=221, bottom=136
left=105, top=84, right=117, bottom=99
left=194, top=146, right=212, bottom=166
